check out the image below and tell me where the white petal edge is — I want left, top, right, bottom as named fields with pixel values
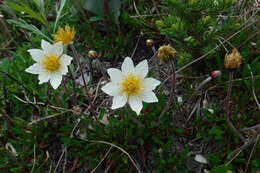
left=121, top=57, right=134, bottom=74
left=38, top=72, right=51, bottom=84
left=50, top=42, right=63, bottom=57
left=59, top=55, right=73, bottom=74
left=134, top=59, right=148, bottom=78
left=107, top=68, right=123, bottom=83
left=143, top=77, right=161, bottom=91
left=28, top=49, right=45, bottom=62
left=101, top=82, right=120, bottom=96
left=111, top=94, right=127, bottom=109
left=25, top=63, right=43, bottom=74
left=141, top=91, right=158, bottom=103
left=50, top=73, right=63, bottom=89
left=60, top=54, right=73, bottom=66
left=194, top=154, right=208, bottom=164
left=129, top=96, right=143, bottom=115
left=41, top=40, right=52, bottom=53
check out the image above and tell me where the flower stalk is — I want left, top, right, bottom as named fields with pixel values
left=225, top=71, right=246, bottom=142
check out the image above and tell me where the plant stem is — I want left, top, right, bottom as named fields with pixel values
left=225, top=71, right=246, bottom=142
left=70, top=45, right=88, bottom=93
left=157, top=60, right=176, bottom=125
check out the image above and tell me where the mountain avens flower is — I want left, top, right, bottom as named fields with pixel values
left=53, top=25, right=75, bottom=45
left=224, top=48, right=242, bottom=69
left=157, top=45, right=177, bottom=63
left=101, top=57, right=161, bottom=115
left=25, top=40, right=73, bottom=89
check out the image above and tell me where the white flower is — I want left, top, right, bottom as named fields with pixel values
left=101, top=57, right=161, bottom=115
left=25, top=40, right=73, bottom=89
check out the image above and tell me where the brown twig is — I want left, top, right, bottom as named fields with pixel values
left=91, top=146, right=113, bottom=173
left=245, top=130, right=260, bottom=172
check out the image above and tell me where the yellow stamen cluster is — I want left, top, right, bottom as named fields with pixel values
left=224, top=48, right=242, bottom=69
left=42, top=55, right=61, bottom=72
left=157, top=45, right=177, bottom=63
left=120, top=73, right=142, bottom=96
left=53, top=25, right=75, bottom=45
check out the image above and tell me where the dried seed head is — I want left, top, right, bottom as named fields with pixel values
left=146, top=39, right=154, bottom=47
left=88, top=50, right=99, bottom=59
left=224, top=48, right=242, bottom=69
left=72, top=106, right=82, bottom=115
left=157, top=44, right=177, bottom=62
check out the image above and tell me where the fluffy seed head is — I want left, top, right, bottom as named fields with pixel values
left=224, top=48, right=242, bottom=69
left=157, top=45, right=177, bottom=62
left=53, top=25, right=75, bottom=45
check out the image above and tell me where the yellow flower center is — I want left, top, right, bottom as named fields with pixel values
left=42, top=55, right=61, bottom=72
left=53, top=25, right=75, bottom=45
left=120, top=73, right=142, bottom=96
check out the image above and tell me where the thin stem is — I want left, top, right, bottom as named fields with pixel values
left=157, top=60, right=176, bottom=125
left=225, top=71, right=246, bottom=142
left=70, top=45, right=88, bottom=93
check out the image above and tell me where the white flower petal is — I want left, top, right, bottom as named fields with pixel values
left=59, top=55, right=73, bottom=75
left=50, top=42, right=63, bottom=57
left=121, top=57, right=134, bottom=74
left=141, top=91, right=158, bottom=103
left=38, top=72, right=51, bottom=84
left=194, top=154, right=208, bottom=164
left=60, top=54, right=73, bottom=66
left=111, top=94, right=127, bottom=109
left=41, top=40, right=52, bottom=53
left=143, top=77, right=161, bottom=91
left=107, top=68, right=123, bottom=83
left=50, top=73, right=63, bottom=89
left=101, top=82, right=120, bottom=96
left=25, top=63, right=43, bottom=74
left=134, top=59, right=148, bottom=78
left=129, top=96, right=143, bottom=115
left=28, top=49, right=44, bottom=62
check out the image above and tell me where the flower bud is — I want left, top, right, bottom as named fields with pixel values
left=146, top=39, right=154, bottom=47
left=211, top=70, right=221, bottom=79
left=157, top=45, right=177, bottom=62
left=88, top=50, right=99, bottom=59
left=224, top=48, right=242, bottom=69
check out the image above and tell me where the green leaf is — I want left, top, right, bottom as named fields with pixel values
left=5, top=1, right=48, bottom=26
left=211, top=165, right=232, bottom=173
left=7, top=19, right=52, bottom=42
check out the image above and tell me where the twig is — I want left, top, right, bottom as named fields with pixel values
left=130, top=14, right=168, bottom=18
left=91, top=146, right=113, bottom=173
left=81, top=139, right=142, bottom=173
left=0, top=70, right=45, bottom=104
left=28, top=111, right=70, bottom=126
left=175, top=20, right=257, bottom=74
left=245, top=130, right=260, bottom=172
left=54, top=119, right=81, bottom=173
left=130, top=36, right=141, bottom=59
left=243, top=124, right=260, bottom=131
left=30, top=143, right=36, bottom=173
left=225, top=131, right=260, bottom=166
left=248, top=65, right=260, bottom=110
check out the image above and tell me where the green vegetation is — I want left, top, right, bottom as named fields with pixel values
left=0, top=0, right=259, bottom=172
